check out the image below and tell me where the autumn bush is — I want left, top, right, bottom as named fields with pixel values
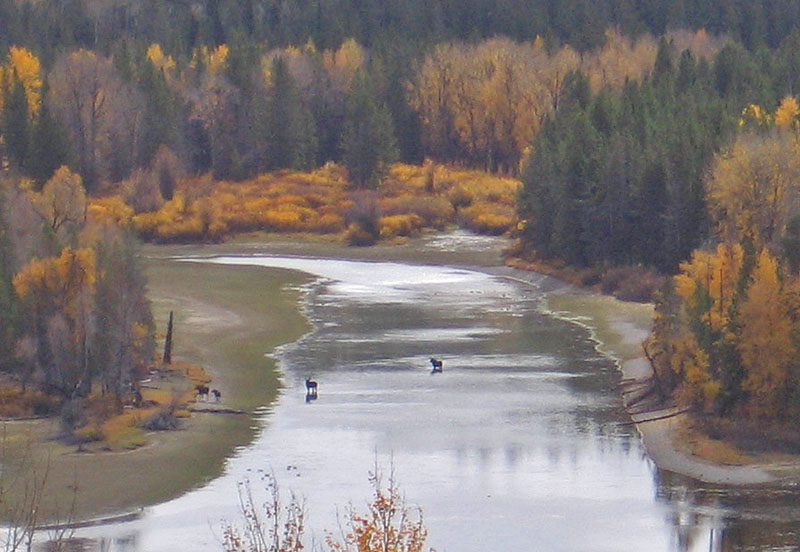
left=600, top=266, right=665, bottom=303
left=380, top=214, right=425, bottom=239
left=223, top=465, right=430, bottom=552
left=0, top=386, right=61, bottom=418
left=122, top=162, right=519, bottom=243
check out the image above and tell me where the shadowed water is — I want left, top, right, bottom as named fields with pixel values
left=62, top=250, right=800, bottom=552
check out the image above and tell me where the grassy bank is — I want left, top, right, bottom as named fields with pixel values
left=1, top=255, right=310, bottom=522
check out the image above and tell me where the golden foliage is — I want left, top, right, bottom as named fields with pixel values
left=738, top=249, right=795, bottom=418
left=146, top=43, right=176, bottom=75
left=32, top=166, right=88, bottom=233
left=87, top=196, right=134, bottom=227
left=325, top=469, right=428, bottom=552
left=13, top=248, right=97, bottom=313
left=738, top=103, right=772, bottom=129
left=706, top=132, right=800, bottom=248
left=125, top=162, right=518, bottom=242
left=192, top=44, right=229, bottom=75
left=0, top=46, right=43, bottom=116
left=672, top=335, right=719, bottom=411
left=674, top=243, right=744, bottom=332
left=774, top=95, right=800, bottom=130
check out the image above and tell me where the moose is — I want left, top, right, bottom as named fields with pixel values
left=305, top=377, right=318, bottom=396
left=429, top=358, right=443, bottom=374
left=195, top=384, right=210, bottom=400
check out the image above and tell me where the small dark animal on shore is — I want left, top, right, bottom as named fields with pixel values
left=195, top=385, right=210, bottom=400
left=211, top=389, right=221, bottom=402
left=430, top=358, right=443, bottom=374
left=305, top=378, right=318, bottom=395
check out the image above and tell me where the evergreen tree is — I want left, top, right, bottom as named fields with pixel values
left=2, top=77, right=31, bottom=171
left=92, top=229, right=156, bottom=397
left=263, top=55, right=318, bottom=171
left=551, top=109, right=600, bottom=266
left=340, top=73, right=398, bottom=188
left=652, top=36, right=675, bottom=84
left=29, top=101, right=71, bottom=188
left=138, top=61, right=177, bottom=166
left=0, top=191, right=21, bottom=374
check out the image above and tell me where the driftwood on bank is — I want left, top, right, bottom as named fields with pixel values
left=187, top=406, right=246, bottom=415
left=35, top=510, right=143, bottom=531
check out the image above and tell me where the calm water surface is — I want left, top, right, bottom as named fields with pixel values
left=70, top=248, right=800, bottom=552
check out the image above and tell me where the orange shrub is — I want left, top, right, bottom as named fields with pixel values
left=128, top=162, right=521, bottom=243
left=461, top=203, right=517, bottom=235
left=380, top=195, right=453, bottom=229
left=380, top=214, right=425, bottom=238
left=88, top=196, right=135, bottom=227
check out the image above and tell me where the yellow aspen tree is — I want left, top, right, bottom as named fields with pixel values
left=738, top=104, right=772, bottom=130
left=33, top=166, right=88, bottom=235
left=323, top=38, right=366, bottom=94
left=146, top=43, right=176, bottom=75
left=706, top=132, right=800, bottom=248
left=774, top=95, right=800, bottom=130
left=671, top=334, right=719, bottom=410
left=1, top=46, right=43, bottom=116
left=738, top=249, right=795, bottom=418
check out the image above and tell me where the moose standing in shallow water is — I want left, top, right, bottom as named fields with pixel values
left=305, top=377, right=318, bottom=396
left=430, top=358, right=443, bottom=374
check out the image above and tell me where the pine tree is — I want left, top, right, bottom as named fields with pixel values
left=341, top=73, right=398, bottom=188
left=29, top=101, right=71, bottom=188
left=0, top=192, right=21, bottom=374
left=2, top=77, right=31, bottom=171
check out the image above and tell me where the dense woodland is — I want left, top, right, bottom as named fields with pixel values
left=3, top=0, right=800, bottom=435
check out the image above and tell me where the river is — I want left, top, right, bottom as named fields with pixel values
left=65, top=242, right=800, bottom=552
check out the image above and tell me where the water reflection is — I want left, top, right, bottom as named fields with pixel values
left=656, top=468, right=800, bottom=552
left=39, top=253, right=800, bottom=552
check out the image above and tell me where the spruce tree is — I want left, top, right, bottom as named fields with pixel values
left=0, top=192, right=20, bottom=374
left=29, top=101, right=71, bottom=188
left=340, top=73, right=398, bottom=188
left=2, top=77, right=31, bottom=171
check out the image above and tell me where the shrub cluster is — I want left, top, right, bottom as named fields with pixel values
left=102, top=162, right=520, bottom=244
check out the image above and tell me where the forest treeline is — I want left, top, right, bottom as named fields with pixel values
left=2, top=0, right=800, bottom=61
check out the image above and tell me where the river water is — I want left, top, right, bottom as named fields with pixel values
left=68, top=245, right=800, bottom=552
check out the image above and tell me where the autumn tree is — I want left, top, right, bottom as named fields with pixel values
left=326, top=467, right=430, bottom=552
left=188, top=45, right=240, bottom=179
left=738, top=249, right=796, bottom=418
left=705, top=131, right=800, bottom=250
left=13, top=247, right=97, bottom=398
left=774, top=95, right=800, bottom=130
left=32, top=166, right=88, bottom=244
left=0, top=47, right=42, bottom=172
left=222, top=474, right=306, bottom=552
left=48, top=50, right=130, bottom=193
